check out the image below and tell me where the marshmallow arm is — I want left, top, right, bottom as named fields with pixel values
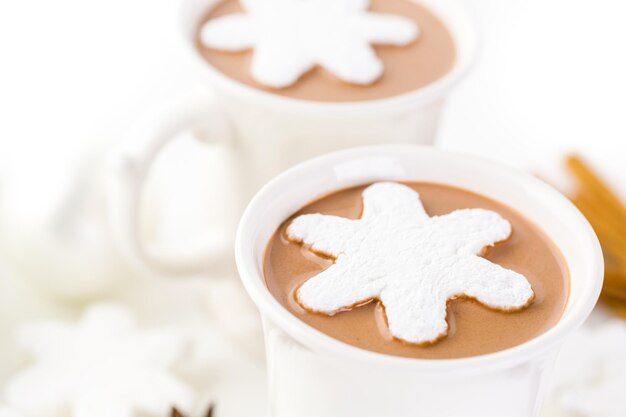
left=355, top=14, right=419, bottom=45
left=318, top=41, right=382, bottom=85
left=432, top=208, right=512, bottom=256
left=361, top=182, right=429, bottom=224
left=380, top=283, right=449, bottom=344
left=452, top=256, right=534, bottom=310
left=251, top=39, right=315, bottom=88
left=287, top=214, right=357, bottom=258
left=200, top=15, right=255, bottom=51
left=296, top=258, right=385, bottom=314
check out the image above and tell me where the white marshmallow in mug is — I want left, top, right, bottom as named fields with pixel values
left=200, top=0, right=420, bottom=88
left=287, top=182, right=534, bottom=345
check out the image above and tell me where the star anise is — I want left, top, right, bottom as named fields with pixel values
left=171, top=404, right=214, bottom=417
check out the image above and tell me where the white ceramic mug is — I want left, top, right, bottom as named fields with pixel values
left=235, top=145, right=603, bottom=417
left=106, top=0, right=477, bottom=276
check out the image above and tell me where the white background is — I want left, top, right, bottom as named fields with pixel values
left=1, top=0, right=625, bottom=189
left=0, top=0, right=625, bottom=416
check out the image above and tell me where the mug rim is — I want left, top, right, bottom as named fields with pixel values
left=235, top=145, right=604, bottom=376
left=179, top=0, right=479, bottom=114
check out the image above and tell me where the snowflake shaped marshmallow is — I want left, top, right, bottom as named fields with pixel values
left=6, top=304, right=194, bottom=417
left=200, top=0, right=419, bottom=88
left=287, top=182, right=534, bottom=344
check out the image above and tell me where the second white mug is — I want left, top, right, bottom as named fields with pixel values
left=107, top=0, right=477, bottom=276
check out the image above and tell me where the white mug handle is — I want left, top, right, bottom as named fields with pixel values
left=106, top=88, right=234, bottom=276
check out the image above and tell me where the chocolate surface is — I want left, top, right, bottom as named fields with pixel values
left=264, top=183, right=569, bottom=359
left=196, top=0, right=456, bottom=102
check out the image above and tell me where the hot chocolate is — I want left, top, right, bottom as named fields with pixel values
left=263, top=182, right=569, bottom=359
left=196, top=0, right=456, bottom=102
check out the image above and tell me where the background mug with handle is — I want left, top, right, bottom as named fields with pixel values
left=107, top=0, right=477, bottom=276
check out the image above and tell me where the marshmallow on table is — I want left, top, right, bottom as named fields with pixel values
left=5, top=304, right=194, bottom=417
left=287, top=182, right=534, bottom=345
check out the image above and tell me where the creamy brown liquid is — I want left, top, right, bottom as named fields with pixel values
left=196, top=0, right=456, bottom=102
left=264, top=183, right=569, bottom=359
